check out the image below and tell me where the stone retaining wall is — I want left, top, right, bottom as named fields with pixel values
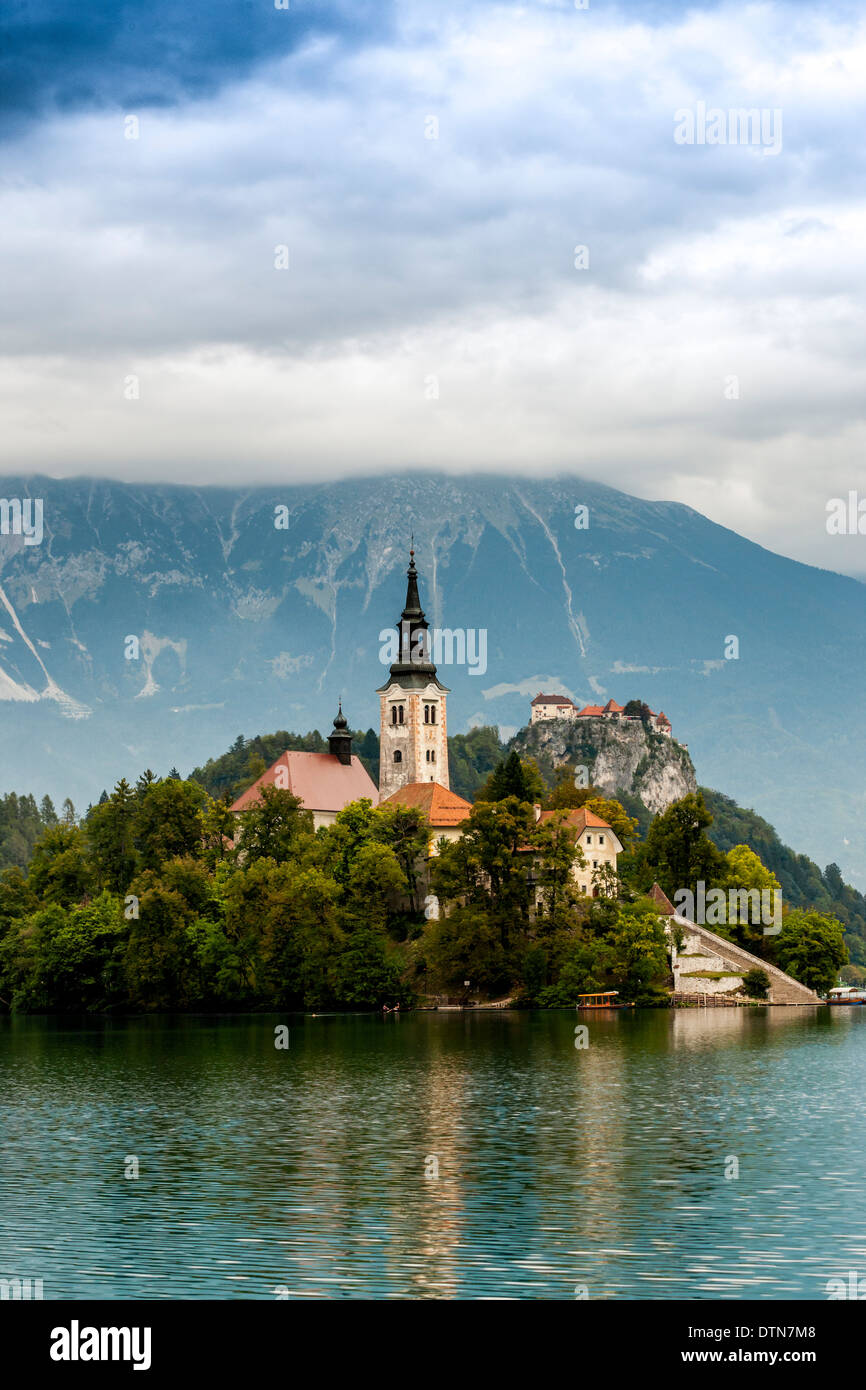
left=669, top=914, right=820, bottom=1005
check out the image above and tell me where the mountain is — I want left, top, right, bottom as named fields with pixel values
left=511, top=715, right=697, bottom=815
left=0, top=471, right=863, bottom=884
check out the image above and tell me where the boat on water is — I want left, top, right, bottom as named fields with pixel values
left=826, top=986, right=866, bottom=1006
left=577, top=990, right=635, bottom=1010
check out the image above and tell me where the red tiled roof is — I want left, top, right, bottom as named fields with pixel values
left=603, top=699, right=624, bottom=713
left=531, top=692, right=574, bottom=706
left=655, top=711, right=671, bottom=725
left=380, top=781, right=473, bottom=827
left=650, top=882, right=676, bottom=915
left=230, top=751, right=378, bottom=815
left=536, top=807, right=613, bottom=832
left=576, top=704, right=604, bottom=717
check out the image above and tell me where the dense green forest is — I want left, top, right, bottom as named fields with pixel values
left=702, top=788, right=866, bottom=964
left=0, top=721, right=860, bottom=1012
left=0, top=792, right=75, bottom=872
left=190, top=726, right=866, bottom=964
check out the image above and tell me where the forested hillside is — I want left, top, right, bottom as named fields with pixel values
left=703, top=788, right=866, bottom=963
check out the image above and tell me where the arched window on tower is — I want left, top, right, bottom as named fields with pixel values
left=394, top=750, right=402, bottom=763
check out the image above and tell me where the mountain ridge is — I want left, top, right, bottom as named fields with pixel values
left=0, top=471, right=862, bottom=882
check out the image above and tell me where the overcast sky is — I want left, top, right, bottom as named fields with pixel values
left=1, top=0, right=865, bottom=571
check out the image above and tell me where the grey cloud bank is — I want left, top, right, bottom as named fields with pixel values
left=0, top=1, right=865, bottom=571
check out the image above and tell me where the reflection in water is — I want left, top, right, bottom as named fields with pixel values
left=0, top=1008, right=863, bottom=1299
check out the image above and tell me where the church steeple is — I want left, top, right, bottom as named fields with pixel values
left=377, top=545, right=450, bottom=796
left=403, top=548, right=423, bottom=620
left=390, top=547, right=437, bottom=680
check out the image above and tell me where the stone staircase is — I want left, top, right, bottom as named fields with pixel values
left=670, top=913, right=820, bottom=1005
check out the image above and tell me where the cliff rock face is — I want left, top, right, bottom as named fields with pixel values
left=512, top=717, right=697, bottom=815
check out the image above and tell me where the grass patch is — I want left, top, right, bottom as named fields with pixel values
left=680, top=970, right=743, bottom=980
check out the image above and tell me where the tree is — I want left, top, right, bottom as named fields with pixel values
left=547, top=772, right=601, bottom=810
left=623, top=700, right=653, bottom=723
left=608, top=899, right=670, bottom=1003
left=87, top=778, right=138, bottom=893
left=134, top=777, right=208, bottom=871
left=30, top=893, right=126, bottom=1011
left=774, top=910, right=848, bottom=995
left=592, top=861, right=619, bottom=900
left=476, top=751, right=543, bottom=804
left=431, top=796, right=537, bottom=945
left=448, top=725, right=503, bottom=800
left=40, top=795, right=58, bottom=825
left=124, top=872, right=199, bottom=1010
left=257, top=864, right=342, bottom=1007
left=538, top=937, right=613, bottom=1006
left=200, top=796, right=237, bottom=869
left=719, top=844, right=782, bottom=949
left=639, top=793, right=724, bottom=902
left=342, top=842, right=407, bottom=932
left=370, top=804, right=429, bottom=913
left=424, top=904, right=510, bottom=995
left=27, top=823, right=93, bottom=906
left=233, top=785, right=312, bottom=864
left=532, top=810, right=585, bottom=925
left=333, top=927, right=405, bottom=1007
left=742, top=967, right=770, bottom=1000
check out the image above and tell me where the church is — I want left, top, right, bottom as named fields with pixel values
left=377, top=547, right=451, bottom=795
left=230, top=547, right=472, bottom=834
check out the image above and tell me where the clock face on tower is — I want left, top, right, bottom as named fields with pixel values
left=377, top=549, right=449, bottom=796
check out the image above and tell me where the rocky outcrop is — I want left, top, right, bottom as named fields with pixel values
left=512, top=715, right=697, bottom=815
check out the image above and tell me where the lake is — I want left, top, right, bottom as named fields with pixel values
left=1, top=1008, right=864, bottom=1299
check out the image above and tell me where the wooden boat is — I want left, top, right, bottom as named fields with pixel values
left=826, top=986, right=866, bottom=1006
left=577, top=990, right=635, bottom=1010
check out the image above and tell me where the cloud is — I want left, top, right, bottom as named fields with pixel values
left=0, top=0, right=396, bottom=130
left=1, top=0, right=866, bottom=571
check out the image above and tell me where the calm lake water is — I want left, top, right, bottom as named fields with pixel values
left=1, top=1008, right=864, bottom=1300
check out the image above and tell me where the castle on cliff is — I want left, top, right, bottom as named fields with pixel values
left=530, top=692, right=672, bottom=738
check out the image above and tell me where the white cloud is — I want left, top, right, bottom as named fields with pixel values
left=1, top=1, right=866, bottom=570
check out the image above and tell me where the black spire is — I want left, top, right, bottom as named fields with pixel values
left=376, top=546, right=450, bottom=695
left=402, top=548, right=423, bottom=622
left=392, top=546, right=436, bottom=678
left=328, top=701, right=353, bottom=765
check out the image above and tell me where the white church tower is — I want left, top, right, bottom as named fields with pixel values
left=378, top=548, right=450, bottom=797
